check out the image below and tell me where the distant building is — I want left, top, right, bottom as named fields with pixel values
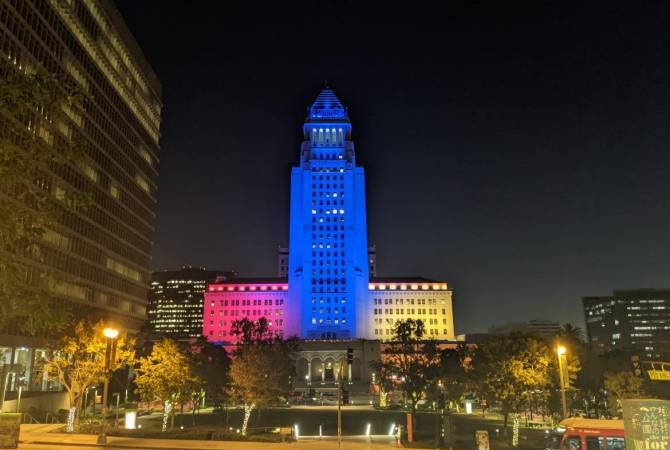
left=367, top=245, right=377, bottom=277
left=489, top=319, right=561, bottom=340
left=277, top=246, right=289, bottom=277
left=148, top=267, right=234, bottom=340
left=583, top=289, right=670, bottom=360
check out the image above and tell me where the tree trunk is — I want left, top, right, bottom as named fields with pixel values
left=73, top=395, right=83, bottom=430
left=162, top=400, right=171, bottom=432
left=512, top=413, right=521, bottom=447
left=241, top=403, right=255, bottom=436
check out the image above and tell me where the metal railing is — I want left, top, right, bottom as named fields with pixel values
left=21, top=412, right=40, bottom=424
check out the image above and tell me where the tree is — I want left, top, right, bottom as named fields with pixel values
left=372, top=319, right=440, bottom=431
left=188, top=337, right=230, bottom=419
left=229, top=318, right=295, bottom=436
left=557, top=323, right=585, bottom=347
left=44, top=321, right=135, bottom=430
left=604, top=371, right=646, bottom=417
left=0, top=57, right=89, bottom=335
left=135, top=339, right=201, bottom=431
left=471, top=333, right=552, bottom=443
left=427, top=343, right=470, bottom=412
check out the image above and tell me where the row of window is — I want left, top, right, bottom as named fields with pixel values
left=375, top=328, right=447, bottom=336
left=311, top=317, right=347, bottom=325
left=311, top=128, right=344, bottom=146
left=210, top=298, right=284, bottom=307
left=373, top=317, right=449, bottom=325
left=373, top=298, right=442, bottom=305
left=373, top=308, right=445, bottom=315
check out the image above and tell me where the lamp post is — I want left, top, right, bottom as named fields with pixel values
left=557, top=345, right=568, bottom=419
left=97, top=327, right=119, bottom=445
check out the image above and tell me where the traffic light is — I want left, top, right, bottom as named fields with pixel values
left=347, top=348, right=353, bottom=365
left=341, top=387, right=349, bottom=404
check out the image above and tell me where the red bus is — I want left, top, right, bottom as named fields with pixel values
left=560, top=419, right=626, bottom=450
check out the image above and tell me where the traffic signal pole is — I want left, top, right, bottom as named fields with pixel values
left=337, top=375, right=342, bottom=450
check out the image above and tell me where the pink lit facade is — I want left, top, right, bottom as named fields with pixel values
left=203, top=279, right=288, bottom=344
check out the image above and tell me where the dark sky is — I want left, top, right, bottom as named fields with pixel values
left=115, top=1, right=670, bottom=333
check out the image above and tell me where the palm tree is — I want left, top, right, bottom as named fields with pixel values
left=558, top=323, right=584, bottom=343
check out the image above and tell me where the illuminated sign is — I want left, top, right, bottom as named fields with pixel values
left=648, top=370, right=670, bottom=381
left=622, top=399, right=670, bottom=450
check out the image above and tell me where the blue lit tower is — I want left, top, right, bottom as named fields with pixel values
left=286, top=88, right=370, bottom=339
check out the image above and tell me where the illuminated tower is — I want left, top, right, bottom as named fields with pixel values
left=286, top=88, right=370, bottom=339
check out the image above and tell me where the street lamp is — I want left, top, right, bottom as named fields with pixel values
left=556, top=345, right=568, bottom=419
left=97, top=327, right=119, bottom=445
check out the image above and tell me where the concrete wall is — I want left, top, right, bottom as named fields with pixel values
left=1, top=391, right=68, bottom=415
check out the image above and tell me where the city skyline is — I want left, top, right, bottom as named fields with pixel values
left=115, top=1, right=670, bottom=333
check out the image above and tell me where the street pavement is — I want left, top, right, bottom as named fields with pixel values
left=18, top=424, right=401, bottom=450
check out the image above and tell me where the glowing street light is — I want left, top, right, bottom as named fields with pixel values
left=97, top=327, right=119, bottom=445
left=103, top=328, right=119, bottom=339
left=556, top=344, right=568, bottom=419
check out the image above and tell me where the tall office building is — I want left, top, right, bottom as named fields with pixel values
left=147, top=267, right=234, bottom=340
left=0, top=1, right=161, bottom=339
left=584, top=289, right=670, bottom=360
left=203, top=88, right=456, bottom=345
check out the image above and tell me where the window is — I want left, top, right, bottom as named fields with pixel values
left=565, top=436, right=582, bottom=450
left=135, top=174, right=150, bottom=193
left=586, top=437, right=603, bottom=450
left=606, top=438, right=624, bottom=450
left=109, top=183, right=120, bottom=199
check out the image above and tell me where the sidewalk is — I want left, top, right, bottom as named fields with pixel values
left=19, top=424, right=399, bottom=449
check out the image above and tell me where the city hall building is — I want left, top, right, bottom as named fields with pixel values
left=203, top=89, right=456, bottom=394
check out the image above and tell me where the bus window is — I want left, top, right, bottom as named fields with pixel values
left=586, top=437, right=604, bottom=450
left=606, top=437, right=625, bottom=450
left=566, top=436, right=582, bottom=450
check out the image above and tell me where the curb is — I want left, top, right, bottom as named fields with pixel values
left=19, top=440, right=239, bottom=450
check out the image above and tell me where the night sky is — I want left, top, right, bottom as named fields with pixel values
left=115, top=1, right=670, bottom=333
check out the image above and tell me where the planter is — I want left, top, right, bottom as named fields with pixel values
left=0, top=413, right=21, bottom=449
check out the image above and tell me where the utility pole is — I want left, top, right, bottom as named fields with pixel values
left=557, top=345, right=568, bottom=419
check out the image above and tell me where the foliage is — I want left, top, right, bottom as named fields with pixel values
left=373, top=319, right=441, bottom=420
left=557, top=323, right=585, bottom=346
left=426, top=343, right=471, bottom=412
left=603, top=371, right=647, bottom=417
left=135, top=339, right=201, bottom=431
left=471, top=333, right=553, bottom=427
left=572, top=350, right=626, bottom=418
left=189, top=337, right=231, bottom=407
left=0, top=58, right=89, bottom=335
left=44, top=321, right=135, bottom=427
left=229, top=317, right=295, bottom=435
